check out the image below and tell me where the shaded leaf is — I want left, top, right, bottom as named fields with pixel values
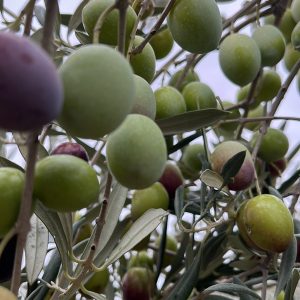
left=233, top=277, right=257, bottom=300
left=95, top=183, right=128, bottom=255
left=203, top=283, right=261, bottom=299
left=174, top=185, right=185, bottom=220
left=165, top=245, right=202, bottom=299
left=221, top=151, right=246, bottom=184
left=34, top=201, right=72, bottom=273
left=275, top=236, right=297, bottom=297
left=285, top=268, right=300, bottom=300
left=156, top=109, right=230, bottom=135
left=101, top=209, right=168, bottom=268
left=25, top=214, right=48, bottom=284
left=200, top=169, right=229, bottom=193
left=205, top=296, right=233, bottom=300
left=268, top=186, right=283, bottom=199
left=75, top=30, right=92, bottom=45
left=68, top=0, right=89, bottom=36
left=278, top=169, right=300, bottom=194
left=0, top=156, right=23, bottom=171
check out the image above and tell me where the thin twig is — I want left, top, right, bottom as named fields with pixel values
left=61, top=174, right=113, bottom=299
left=41, top=0, right=58, bottom=55
left=130, top=0, right=176, bottom=55
left=23, top=0, right=36, bottom=36
left=116, top=0, right=129, bottom=55
left=10, top=131, right=40, bottom=294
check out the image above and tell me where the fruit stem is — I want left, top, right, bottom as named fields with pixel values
left=93, top=3, right=116, bottom=44
left=41, top=0, right=59, bottom=55
left=23, top=0, right=36, bottom=36
left=10, top=131, right=40, bottom=295
left=174, top=54, right=197, bottom=90
left=235, top=68, right=262, bottom=140
left=61, top=173, right=113, bottom=299
left=269, top=58, right=300, bottom=119
left=130, top=0, right=177, bottom=55
left=116, top=0, right=129, bottom=55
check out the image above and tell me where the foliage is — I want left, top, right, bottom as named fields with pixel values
left=0, top=0, right=299, bottom=299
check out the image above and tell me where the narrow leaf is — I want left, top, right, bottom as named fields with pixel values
left=0, top=156, right=23, bottom=171
left=68, top=0, right=89, bottom=36
left=156, top=109, right=230, bottom=135
left=166, top=246, right=202, bottom=299
left=174, top=185, right=184, bottom=220
left=221, top=151, right=246, bottom=184
left=285, top=269, right=300, bottom=300
left=34, top=201, right=72, bottom=273
left=25, top=215, right=48, bottom=284
left=203, top=283, right=261, bottom=299
left=275, top=236, right=297, bottom=297
left=200, top=169, right=228, bottom=192
left=101, top=209, right=168, bottom=268
left=95, top=183, right=128, bottom=255
left=278, top=169, right=300, bottom=193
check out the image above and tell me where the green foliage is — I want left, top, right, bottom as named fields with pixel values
left=0, top=0, right=299, bottom=299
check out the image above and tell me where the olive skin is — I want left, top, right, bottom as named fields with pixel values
left=59, top=45, right=135, bottom=139
left=0, top=32, right=63, bottom=131
left=219, top=34, right=261, bottom=86
left=292, top=0, right=300, bottom=22
left=252, top=25, right=286, bottom=66
left=149, top=28, right=174, bottom=59
left=106, top=114, right=167, bottom=189
left=82, top=0, right=137, bottom=45
left=154, top=86, right=186, bottom=119
left=211, top=141, right=255, bottom=191
left=181, top=144, right=205, bottom=174
left=130, top=36, right=156, bottom=83
left=51, top=142, right=89, bottom=162
left=182, top=82, right=217, bottom=111
left=167, top=0, right=222, bottom=53
left=34, top=155, right=100, bottom=212
left=84, top=268, right=109, bottom=294
left=122, top=267, right=154, bottom=300
left=237, top=194, right=294, bottom=253
left=131, top=75, right=156, bottom=120
left=131, top=182, right=169, bottom=220
left=159, top=161, right=184, bottom=199
left=291, top=22, right=300, bottom=50
left=252, top=128, right=289, bottom=163
left=169, top=69, right=200, bottom=92
left=284, top=43, right=300, bottom=71
left=0, top=168, right=25, bottom=238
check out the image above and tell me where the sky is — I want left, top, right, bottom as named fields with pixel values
left=2, top=0, right=300, bottom=175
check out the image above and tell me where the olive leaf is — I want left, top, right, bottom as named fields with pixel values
left=221, top=150, right=246, bottom=185
left=202, top=283, right=261, bottom=299
left=100, top=209, right=168, bottom=269
left=275, top=236, right=297, bottom=297
left=25, top=214, right=48, bottom=285
left=156, top=109, right=230, bottom=135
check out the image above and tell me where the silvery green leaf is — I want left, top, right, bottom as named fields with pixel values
left=203, top=283, right=261, bottom=299
left=275, top=236, right=297, bottom=297
left=34, top=201, right=72, bottom=273
left=200, top=169, right=228, bottom=192
left=67, top=0, right=89, bottom=36
left=25, top=214, right=48, bottom=284
left=95, top=183, right=128, bottom=255
left=101, top=209, right=168, bottom=268
left=156, top=109, right=230, bottom=135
